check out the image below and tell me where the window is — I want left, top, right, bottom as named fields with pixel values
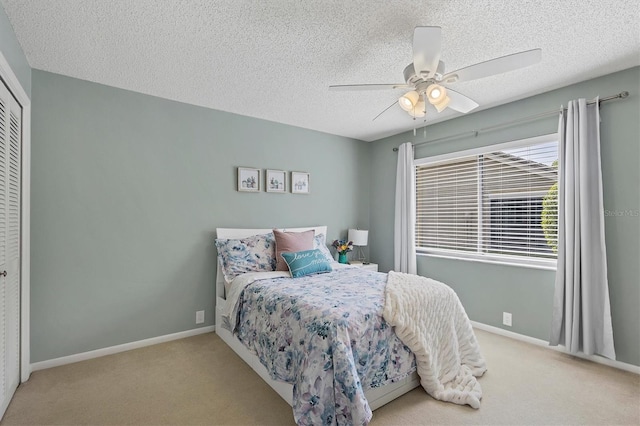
left=414, top=134, right=558, bottom=267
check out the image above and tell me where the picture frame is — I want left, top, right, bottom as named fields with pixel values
left=266, top=169, right=287, bottom=193
left=291, top=171, right=310, bottom=194
left=237, top=167, right=260, bottom=192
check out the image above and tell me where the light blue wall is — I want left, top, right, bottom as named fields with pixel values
left=0, top=4, right=30, bottom=98
left=23, top=58, right=640, bottom=366
left=369, top=67, right=640, bottom=366
left=30, top=70, right=370, bottom=362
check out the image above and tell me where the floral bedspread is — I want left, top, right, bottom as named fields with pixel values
left=226, top=267, right=416, bottom=425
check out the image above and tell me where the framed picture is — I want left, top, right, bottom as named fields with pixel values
left=237, top=167, right=260, bottom=192
left=291, top=171, right=310, bottom=194
left=266, top=169, right=287, bottom=193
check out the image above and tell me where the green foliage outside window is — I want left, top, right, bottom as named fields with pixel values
left=541, top=160, right=558, bottom=253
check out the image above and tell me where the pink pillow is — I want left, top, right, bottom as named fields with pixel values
left=273, top=229, right=315, bottom=271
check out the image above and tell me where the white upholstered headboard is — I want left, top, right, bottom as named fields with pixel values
left=214, top=226, right=328, bottom=301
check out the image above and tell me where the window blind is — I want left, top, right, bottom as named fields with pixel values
left=415, top=138, right=558, bottom=264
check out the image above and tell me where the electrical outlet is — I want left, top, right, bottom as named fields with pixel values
left=502, top=312, right=512, bottom=327
left=196, top=310, right=205, bottom=324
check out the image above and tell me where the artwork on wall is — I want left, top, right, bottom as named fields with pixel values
left=237, top=167, right=260, bottom=192
left=266, top=169, right=287, bottom=193
left=291, top=171, right=310, bottom=194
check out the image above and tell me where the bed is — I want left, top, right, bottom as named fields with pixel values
left=214, top=226, right=484, bottom=425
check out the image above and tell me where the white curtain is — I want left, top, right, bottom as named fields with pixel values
left=394, top=142, right=417, bottom=274
left=549, top=98, right=616, bottom=360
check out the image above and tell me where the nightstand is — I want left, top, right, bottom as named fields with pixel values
left=349, top=262, right=379, bottom=272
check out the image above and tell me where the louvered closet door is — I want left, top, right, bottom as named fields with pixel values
left=0, top=80, right=21, bottom=420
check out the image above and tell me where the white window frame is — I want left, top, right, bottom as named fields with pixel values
left=414, top=133, right=558, bottom=270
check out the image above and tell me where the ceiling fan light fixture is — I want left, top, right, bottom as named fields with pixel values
left=398, top=91, right=419, bottom=112
left=330, top=28, right=542, bottom=124
left=407, top=99, right=426, bottom=118
left=433, top=95, right=451, bottom=112
left=426, top=84, right=447, bottom=104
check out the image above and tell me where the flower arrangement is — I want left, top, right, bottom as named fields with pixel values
left=332, top=239, right=353, bottom=264
left=332, top=239, right=353, bottom=254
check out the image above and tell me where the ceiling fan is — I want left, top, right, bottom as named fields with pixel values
left=329, top=27, right=541, bottom=121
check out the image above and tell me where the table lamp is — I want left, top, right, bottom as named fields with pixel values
left=348, top=229, right=369, bottom=264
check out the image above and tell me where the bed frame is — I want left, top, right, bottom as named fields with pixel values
left=214, top=226, right=419, bottom=411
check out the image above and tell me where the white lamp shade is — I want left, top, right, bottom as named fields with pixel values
left=407, top=99, right=426, bottom=117
left=398, top=91, right=419, bottom=112
left=433, top=95, right=451, bottom=112
left=348, top=229, right=369, bottom=246
left=426, top=84, right=447, bottom=104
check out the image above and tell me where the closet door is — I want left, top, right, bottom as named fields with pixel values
left=0, top=80, right=20, bottom=420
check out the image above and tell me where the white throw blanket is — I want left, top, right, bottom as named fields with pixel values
left=383, top=271, right=487, bottom=409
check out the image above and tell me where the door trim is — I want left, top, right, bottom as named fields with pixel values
left=0, top=50, right=31, bottom=383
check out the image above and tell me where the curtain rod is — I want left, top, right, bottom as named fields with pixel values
left=392, top=91, right=629, bottom=152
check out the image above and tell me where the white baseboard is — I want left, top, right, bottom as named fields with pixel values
left=30, top=326, right=215, bottom=372
left=471, top=321, right=640, bottom=375
left=29, top=321, right=638, bottom=376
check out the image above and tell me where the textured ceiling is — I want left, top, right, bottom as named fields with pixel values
left=2, top=0, right=639, bottom=141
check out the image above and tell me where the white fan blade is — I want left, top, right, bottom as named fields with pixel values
left=329, top=84, right=410, bottom=91
left=447, top=88, right=479, bottom=113
left=442, top=48, right=542, bottom=83
left=413, top=26, right=441, bottom=78
left=372, top=100, right=399, bottom=121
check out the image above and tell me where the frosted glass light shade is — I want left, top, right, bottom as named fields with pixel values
left=407, top=99, right=426, bottom=117
left=398, top=91, right=419, bottom=112
left=426, top=84, right=450, bottom=112
left=426, top=84, right=447, bottom=104
left=433, top=95, right=451, bottom=112
left=348, top=229, right=369, bottom=246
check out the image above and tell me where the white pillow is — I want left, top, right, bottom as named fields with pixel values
left=314, top=233, right=336, bottom=263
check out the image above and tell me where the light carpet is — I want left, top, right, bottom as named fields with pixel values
left=2, top=329, right=639, bottom=425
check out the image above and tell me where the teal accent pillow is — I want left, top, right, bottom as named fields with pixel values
left=281, top=249, right=333, bottom=278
